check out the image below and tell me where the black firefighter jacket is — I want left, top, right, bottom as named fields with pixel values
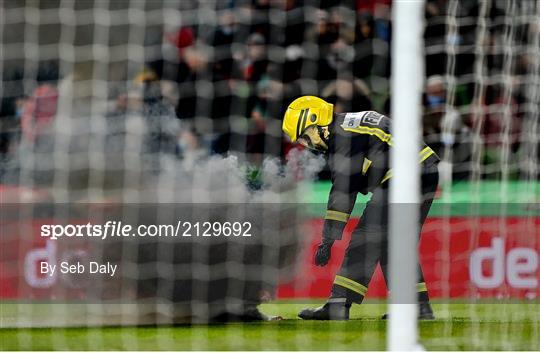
left=322, top=111, right=439, bottom=240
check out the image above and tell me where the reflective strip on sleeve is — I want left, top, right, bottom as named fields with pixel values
left=342, top=126, right=393, bottom=146
left=334, top=275, right=368, bottom=296
left=419, top=146, right=435, bottom=163
left=381, top=170, right=393, bottom=184
left=380, top=147, right=435, bottom=184
left=325, top=210, right=350, bottom=223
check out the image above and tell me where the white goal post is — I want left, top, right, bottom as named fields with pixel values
left=388, top=0, right=426, bottom=350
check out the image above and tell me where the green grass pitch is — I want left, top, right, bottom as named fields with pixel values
left=1, top=301, right=538, bottom=351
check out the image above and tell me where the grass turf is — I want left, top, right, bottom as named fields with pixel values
left=1, top=301, right=538, bottom=350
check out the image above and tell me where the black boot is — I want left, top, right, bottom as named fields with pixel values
left=418, top=301, right=435, bottom=320
left=380, top=302, right=435, bottom=320
left=298, top=302, right=350, bottom=320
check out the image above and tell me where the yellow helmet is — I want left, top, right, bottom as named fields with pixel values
left=282, top=96, right=334, bottom=142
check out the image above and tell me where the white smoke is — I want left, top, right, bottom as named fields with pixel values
left=3, top=111, right=325, bottom=323
left=5, top=114, right=326, bottom=203
left=149, top=147, right=326, bottom=204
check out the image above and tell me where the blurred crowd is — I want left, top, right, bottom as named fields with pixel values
left=0, top=0, right=537, bottom=182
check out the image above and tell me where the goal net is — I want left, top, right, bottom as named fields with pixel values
left=0, top=0, right=538, bottom=350
left=419, top=0, right=539, bottom=349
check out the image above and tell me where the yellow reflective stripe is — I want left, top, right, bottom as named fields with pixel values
left=419, top=147, right=435, bottom=163
left=362, top=158, right=372, bottom=174
left=417, top=282, right=428, bottom=292
left=380, top=147, right=435, bottom=184
left=334, top=280, right=361, bottom=295
left=381, top=170, right=392, bottom=184
left=334, top=275, right=367, bottom=296
left=325, top=210, right=350, bottom=222
left=343, top=126, right=393, bottom=146
left=419, top=146, right=431, bottom=158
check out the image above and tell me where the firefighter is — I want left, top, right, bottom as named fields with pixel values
left=282, top=96, right=439, bottom=320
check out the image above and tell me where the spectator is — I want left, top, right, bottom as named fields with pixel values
left=1, top=0, right=530, bottom=184
left=279, top=0, right=307, bottom=47
left=134, top=69, right=181, bottom=156
left=353, top=12, right=375, bottom=79
left=321, top=78, right=372, bottom=113
left=211, top=10, right=236, bottom=49
left=176, top=45, right=211, bottom=122
left=353, top=11, right=390, bottom=81
left=106, top=68, right=182, bottom=161
left=423, top=75, right=472, bottom=181
left=241, top=33, right=268, bottom=82
left=281, top=45, right=304, bottom=83
left=315, top=37, right=355, bottom=84
left=0, top=96, right=26, bottom=161
left=373, top=3, right=391, bottom=43
left=306, top=9, right=339, bottom=46
left=466, top=84, right=522, bottom=179
left=424, top=0, right=447, bottom=76
left=20, top=84, right=59, bottom=144
left=328, top=6, right=356, bottom=44
left=356, top=0, right=392, bottom=15
left=165, top=26, right=196, bottom=59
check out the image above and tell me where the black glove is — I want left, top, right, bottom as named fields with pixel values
left=314, top=238, right=334, bottom=266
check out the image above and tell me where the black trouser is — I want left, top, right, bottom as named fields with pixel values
left=330, top=163, right=439, bottom=304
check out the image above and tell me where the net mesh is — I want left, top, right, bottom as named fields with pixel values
left=0, top=0, right=538, bottom=350
left=425, top=0, right=539, bottom=350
